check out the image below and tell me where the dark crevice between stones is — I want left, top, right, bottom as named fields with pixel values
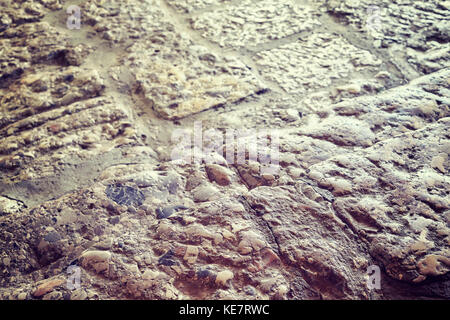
left=237, top=195, right=282, bottom=259
left=0, top=193, right=27, bottom=209
left=0, top=68, right=24, bottom=89
left=158, top=249, right=178, bottom=266
left=381, top=271, right=450, bottom=299
left=155, top=205, right=189, bottom=219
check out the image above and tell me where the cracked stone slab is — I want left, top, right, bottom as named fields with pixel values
left=332, top=67, right=450, bottom=143
left=0, top=64, right=151, bottom=184
left=244, top=185, right=371, bottom=299
left=306, top=120, right=450, bottom=284
left=191, top=0, right=322, bottom=48
left=129, top=41, right=266, bottom=119
left=166, top=0, right=231, bottom=13
left=80, top=0, right=266, bottom=120
left=318, top=0, right=450, bottom=78
left=0, top=21, right=91, bottom=88
left=81, top=0, right=168, bottom=43
left=255, top=32, right=384, bottom=95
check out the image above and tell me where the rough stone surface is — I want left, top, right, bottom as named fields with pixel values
left=255, top=32, right=384, bottom=95
left=0, top=0, right=449, bottom=301
left=191, top=0, right=321, bottom=48
left=317, top=0, right=450, bottom=79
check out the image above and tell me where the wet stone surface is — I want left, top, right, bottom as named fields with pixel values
left=0, top=0, right=448, bottom=301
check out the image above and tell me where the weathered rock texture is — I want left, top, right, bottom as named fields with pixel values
left=0, top=0, right=449, bottom=300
